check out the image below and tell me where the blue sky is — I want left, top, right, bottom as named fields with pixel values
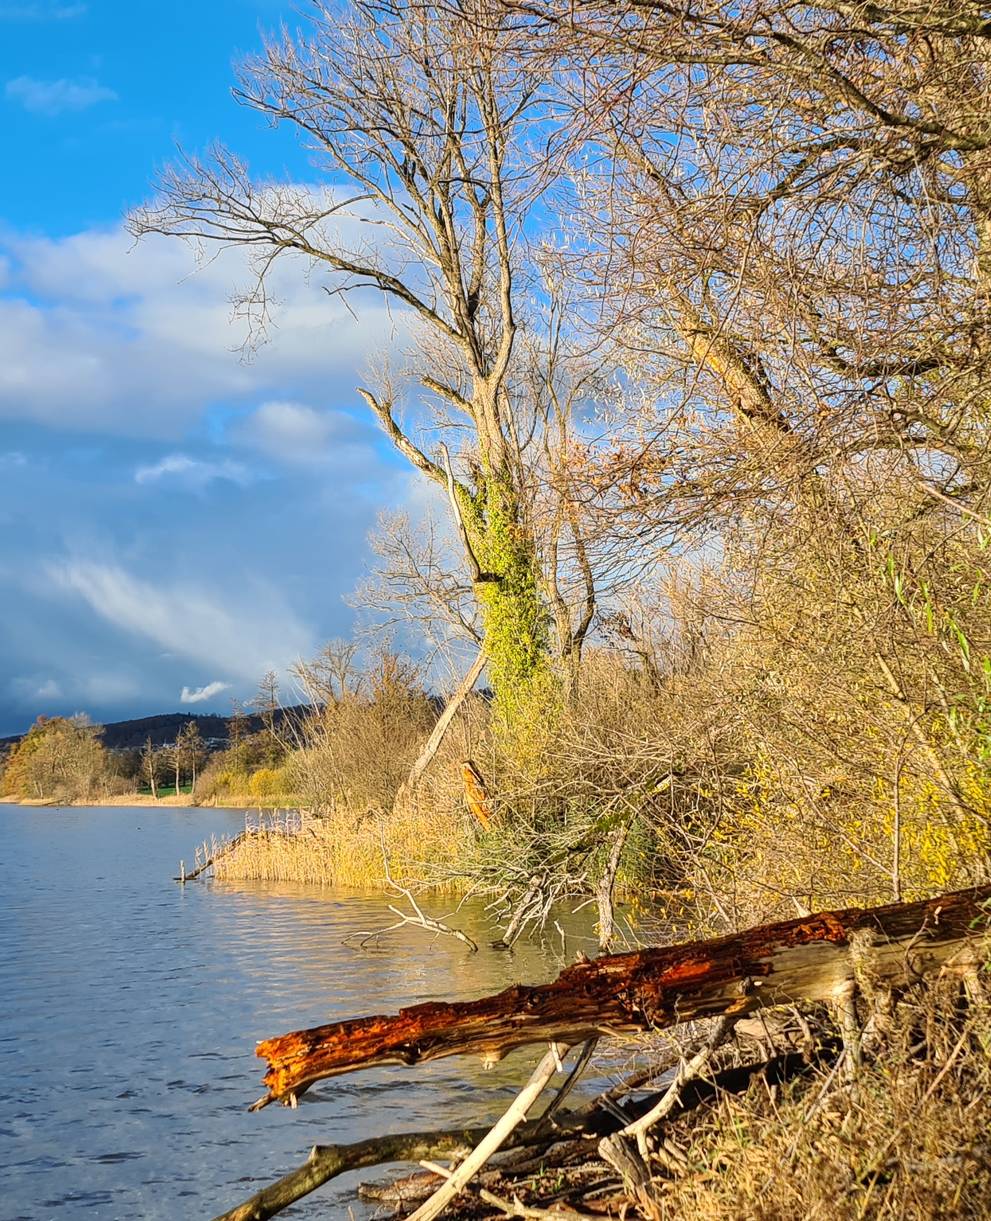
left=0, top=1, right=422, bottom=734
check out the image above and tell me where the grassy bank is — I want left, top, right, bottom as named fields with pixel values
left=0, top=792, right=295, bottom=810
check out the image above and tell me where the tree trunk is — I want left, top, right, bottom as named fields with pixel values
left=467, top=470, right=550, bottom=721
left=251, top=885, right=991, bottom=1107
left=398, top=651, right=486, bottom=800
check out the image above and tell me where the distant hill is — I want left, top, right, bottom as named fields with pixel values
left=0, top=705, right=313, bottom=753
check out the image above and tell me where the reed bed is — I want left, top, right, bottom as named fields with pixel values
left=211, top=801, right=475, bottom=890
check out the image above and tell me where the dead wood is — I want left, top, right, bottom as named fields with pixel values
left=215, top=1045, right=828, bottom=1220
left=598, top=1133, right=660, bottom=1220
left=344, top=840, right=478, bottom=953
left=404, top=1043, right=569, bottom=1221
left=212, top=1125, right=498, bottom=1221
left=359, top=1168, right=447, bottom=1206
left=398, top=650, right=486, bottom=800
left=252, top=886, right=991, bottom=1107
left=621, top=1014, right=736, bottom=1156
left=462, top=759, right=494, bottom=831
left=213, top=1104, right=612, bottom=1221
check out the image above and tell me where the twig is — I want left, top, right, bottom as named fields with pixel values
left=493, top=872, right=548, bottom=948
left=345, top=833, right=478, bottom=952
left=477, top=1185, right=594, bottom=1220
left=620, top=1016, right=735, bottom=1157
left=419, top=1162, right=593, bottom=1221
left=539, top=1037, right=599, bottom=1129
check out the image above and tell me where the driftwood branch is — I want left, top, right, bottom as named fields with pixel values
left=421, top=1159, right=593, bottom=1221
left=212, top=1125, right=500, bottom=1221
left=341, top=839, right=478, bottom=954
left=216, top=1048, right=829, bottom=1220
left=404, top=1043, right=569, bottom=1221
left=251, top=886, right=991, bottom=1108
left=617, top=1014, right=735, bottom=1158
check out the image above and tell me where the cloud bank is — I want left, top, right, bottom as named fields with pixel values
left=0, top=223, right=407, bottom=439
left=0, top=209, right=426, bottom=734
left=49, top=559, right=315, bottom=682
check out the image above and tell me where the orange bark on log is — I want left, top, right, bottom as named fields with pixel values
left=253, top=886, right=991, bottom=1108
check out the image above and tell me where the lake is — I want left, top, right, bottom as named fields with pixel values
left=0, top=805, right=603, bottom=1220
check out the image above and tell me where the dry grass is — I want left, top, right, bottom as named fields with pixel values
left=211, top=800, right=478, bottom=889
left=653, top=980, right=991, bottom=1220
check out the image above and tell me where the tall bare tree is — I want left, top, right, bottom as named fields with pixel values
left=141, top=735, right=160, bottom=801
left=130, top=0, right=598, bottom=716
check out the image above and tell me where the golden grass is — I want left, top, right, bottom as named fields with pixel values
left=211, top=801, right=476, bottom=889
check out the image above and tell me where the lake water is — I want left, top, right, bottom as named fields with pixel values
left=0, top=805, right=604, bottom=1220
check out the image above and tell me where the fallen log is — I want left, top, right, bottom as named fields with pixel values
left=253, top=886, right=991, bottom=1107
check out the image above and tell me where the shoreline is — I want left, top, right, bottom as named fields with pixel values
left=0, top=794, right=291, bottom=810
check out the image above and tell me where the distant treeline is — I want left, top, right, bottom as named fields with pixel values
left=0, top=705, right=312, bottom=754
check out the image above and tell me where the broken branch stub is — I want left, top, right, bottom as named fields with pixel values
left=252, top=886, right=991, bottom=1108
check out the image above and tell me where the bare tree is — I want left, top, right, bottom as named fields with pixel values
left=293, top=638, right=365, bottom=707
left=130, top=0, right=601, bottom=717
left=515, top=0, right=991, bottom=822
left=141, top=735, right=160, bottom=800
left=172, top=720, right=206, bottom=795
left=352, top=509, right=482, bottom=657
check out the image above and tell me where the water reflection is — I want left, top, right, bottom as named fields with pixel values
left=0, top=806, right=604, bottom=1220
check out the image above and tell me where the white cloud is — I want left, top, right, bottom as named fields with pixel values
left=230, top=399, right=378, bottom=470
left=35, top=677, right=61, bottom=699
left=134, top=452, right=252, bottom=489
left=0, top=450, right=27, bottom=467
left=236, top=400, right=333, bottom=457
left=5, top=74, right=116, bottom=116
left=180, top=680, right=231, bottom=704
left=49, top=558, right=314, bottom=682
left=0, top=222, right=407, bottom=439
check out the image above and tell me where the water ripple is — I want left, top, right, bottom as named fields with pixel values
left=0, top=805, right=600, bottom=1219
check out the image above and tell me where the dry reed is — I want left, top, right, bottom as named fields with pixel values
left=211, top=800, right=476, bottom=889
